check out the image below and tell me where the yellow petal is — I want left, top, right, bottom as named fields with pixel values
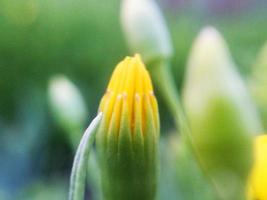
left=248, top=135, right=267, bottom=200
left=99, top=54, right=158, bottom=135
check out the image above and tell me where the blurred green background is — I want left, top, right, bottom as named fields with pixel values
left=0, top=0, right=267, bottom=199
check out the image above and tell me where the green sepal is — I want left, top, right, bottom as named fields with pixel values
left=97, top=96, right=159, bottom=200
left=132, top=96, right=145, bottom=167
left=141, top=95, right=158, bottom=200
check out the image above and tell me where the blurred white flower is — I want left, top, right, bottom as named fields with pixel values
left=121, top=0, right=173, bottom=63
left=48, top=75, right=88, bottom=146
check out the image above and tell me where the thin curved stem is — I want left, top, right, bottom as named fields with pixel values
left=69, top=113, right=102, bottom=200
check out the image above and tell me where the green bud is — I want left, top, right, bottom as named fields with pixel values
left=183, top=27, right=263, bottom=200
left=250, top=42, right=267, bottom=129
left=48, top=75, right=88, bottom=147
left=121, top=0, right=173, bottom=64
left=96, top=55, right=160, bottom=200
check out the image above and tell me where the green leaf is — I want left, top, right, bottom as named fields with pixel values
left=68, top=113, right=102, bottom=200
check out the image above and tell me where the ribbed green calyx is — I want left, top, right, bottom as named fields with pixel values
left=96, top=55, right=160, bottom=200
left=183, top=27, right=263, bottom=200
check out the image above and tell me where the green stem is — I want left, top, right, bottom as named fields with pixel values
left=149, top=61, right=191, bottom=142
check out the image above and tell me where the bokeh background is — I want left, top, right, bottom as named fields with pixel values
left=0, top=0, right=267, bottom=199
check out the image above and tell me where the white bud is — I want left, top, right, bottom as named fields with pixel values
left=184, top=26, right=262, bottom=134
left=183, top=26, right=263, bottom=199
left=48, top=75, right=88, bottom=133
left=121, top=0, right=173, bottom=63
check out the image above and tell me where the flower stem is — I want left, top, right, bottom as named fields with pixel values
left=149, top=61, right=191, bottom=141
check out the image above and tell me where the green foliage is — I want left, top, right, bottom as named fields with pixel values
left=1, top=0, right=267, bottom=199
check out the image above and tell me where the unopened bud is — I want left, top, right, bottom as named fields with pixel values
left=183, top=27, right=262, bottom=200
left=121, top=0, right=173, bottom=64
left=96, top=55, right=159, bottom=200
left=48, top=75, right=88, bottom=147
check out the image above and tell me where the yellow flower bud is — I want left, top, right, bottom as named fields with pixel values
left=247, top=135, right=267, bottom=200
left=96, top=54, right=159, bottom=200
